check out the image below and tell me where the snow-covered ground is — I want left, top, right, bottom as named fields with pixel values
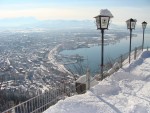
left=44, top=50, right=150, bottom=113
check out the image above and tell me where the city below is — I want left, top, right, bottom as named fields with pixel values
left=0, top=28, right=130, bottom=97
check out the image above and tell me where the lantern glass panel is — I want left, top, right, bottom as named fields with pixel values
left=101, top=17, right=109, bottom=29
left=142, top=24, right=146, bottom=29
left=96, top=17, right=100, bottom=29
left=126, top=21, right=130, bottom=29
left=142, top=22, right=147, bottom=29
left=131, top=21, right=136, bottom=29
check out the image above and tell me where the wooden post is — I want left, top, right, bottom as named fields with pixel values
left=120, top=55, right=123, bottom=68
left=68, top=82, right=71, bottom=97
left=86, top=68, right=90, bottom=90
left=134, top=47, right=137, bottom=60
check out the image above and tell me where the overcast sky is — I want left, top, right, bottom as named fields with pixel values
left=0, top=0, right=150, bottom=25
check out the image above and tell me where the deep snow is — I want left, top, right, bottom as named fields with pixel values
left=44, top=50, right=150, bottom=113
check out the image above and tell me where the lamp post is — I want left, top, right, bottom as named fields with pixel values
left=126, top=18, right=136, bottom=63
left=142, top=21, right=147, bottom=51
left=94, top=9, right=113, bottom=80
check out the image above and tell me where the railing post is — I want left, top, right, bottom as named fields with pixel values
left=19, top=105, right=22, bottom=113
left=120, top=55, right=123, bottom=68
left=58, top=88, right=60, bottom=98
left=46, top=91, right=48, bottom=109
left=63, top=82, right=65, bottom=94
left=134, top=47, right=137, bottom=60
left=22, top=104, right=25, bottom=113
left=86, top=68, right=90, bottom=90
left=16, top=106, right=19, bottom=113
left=68, top=82, right=71, bottom=97
left=24, top=103, right=27, bottom=113
left=46, top=91, right=49, bottom=107
left=43, top=92, right=46, bottom=111
left=33, top=98, right=35, bottom=112
left=147, top=46, right=149, bottom=51
left=42, top=96, right=44, bottom=112
left=56, top=89, right=58, bottom=102
left=36, top=96, right=38, bottom=110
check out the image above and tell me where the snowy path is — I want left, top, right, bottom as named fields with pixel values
left=44, top=50, right=150, bottom=113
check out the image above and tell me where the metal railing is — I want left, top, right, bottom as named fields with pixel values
left=102, top=45, right=145, bottom=79
left=2, top=46, right=149, bottom=113
left=2, top=87, right=73, bottom=113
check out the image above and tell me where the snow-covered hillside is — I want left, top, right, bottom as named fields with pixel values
left=44, top=50, right=150, bottom=113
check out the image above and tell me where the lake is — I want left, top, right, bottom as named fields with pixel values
left=60, top=33, right=150, bottom=75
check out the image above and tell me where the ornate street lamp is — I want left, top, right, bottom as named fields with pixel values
left=94, top=9, right=113, bottom=80
left=142, top=21, right=147, bottom=51
left=126, top=18, right=137, bottom=63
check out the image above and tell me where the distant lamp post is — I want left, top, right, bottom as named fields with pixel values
left=126, top=18, right=137, bottom=63
left=94, top=9, right=113, bottom=80
left=142, top=21, right=147, bottom=51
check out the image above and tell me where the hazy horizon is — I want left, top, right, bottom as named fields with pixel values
left=0, top=0, right=150, bottom=26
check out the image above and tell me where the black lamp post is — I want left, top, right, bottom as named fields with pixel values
left=126, top=18, right=136, bottom=63
left=94, top=9, right=113, bottom=80
left=142, top=21, right=147, bottom=51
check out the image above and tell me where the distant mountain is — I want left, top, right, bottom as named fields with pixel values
left=0, top=17, right=96, bottom=29
left=31, top=20, right=96, bottom=29
left=1, top=17, right=148, bottom=32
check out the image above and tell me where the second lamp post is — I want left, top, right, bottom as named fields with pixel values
left=126, top=18, right=137, bottom=63
left=94, top=9, right=113, bottom=80
left=142, top=21, right=147, bottom=51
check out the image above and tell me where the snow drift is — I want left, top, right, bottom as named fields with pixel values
left=44, top=50, right=150, bottom=113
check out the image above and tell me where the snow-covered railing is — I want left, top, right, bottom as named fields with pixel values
left=102, top=45, right=145, bottom=79
left=1, top=76, right=98, bottom=113
left=1, top=87, right=73, bottom=113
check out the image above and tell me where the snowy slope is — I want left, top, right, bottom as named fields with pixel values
left=44, top=50, right=150, bottom=113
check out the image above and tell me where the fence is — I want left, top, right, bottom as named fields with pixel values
left=102, top=45, right=145, bottom=79
left=2, top=83, right=75, bottom=113
left=2, top=46, right=149, bottom=113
